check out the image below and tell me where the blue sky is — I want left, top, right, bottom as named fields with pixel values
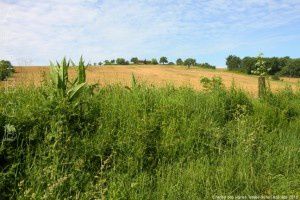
left=0, top=0, right=300, bottom=67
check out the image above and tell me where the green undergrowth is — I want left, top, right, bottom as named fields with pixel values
left=0, top=82, right=300, bottom=199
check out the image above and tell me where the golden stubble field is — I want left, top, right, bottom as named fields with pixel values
left=1, top=65, right=299, bottom=96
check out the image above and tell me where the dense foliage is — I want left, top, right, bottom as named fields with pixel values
left=0, top=60, right=14, bottom=81
left=131, top=57, right=139, bottom=64
left=116, top=58, right=129, bottom=65
left=1, top=68, right=299, bottom=199
left=183, top=58, right=197, bottom=67
left=176, top=58, right=183, bottom=65
left=226, top=55, right=299, bottom=77
left=196, top=62, right=216, bottom=69
left=280, top=58, right=300, bottom=78
left=226, top=55, right=241, bottom=71
left=151, top=58, right=158, bottom=65
left=159, top=57, right=168, bottom=65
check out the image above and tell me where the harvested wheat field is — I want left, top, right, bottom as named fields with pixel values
left=2, top=65, right=299, bottom=96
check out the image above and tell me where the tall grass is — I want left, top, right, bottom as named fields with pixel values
left=0, top=70, right=299, bottom=199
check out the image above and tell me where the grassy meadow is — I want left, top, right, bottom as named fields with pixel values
left=0, top=63, right=300, bottom=199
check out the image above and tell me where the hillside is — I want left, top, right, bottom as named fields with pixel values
left=2, top=65, right=299, bottom=96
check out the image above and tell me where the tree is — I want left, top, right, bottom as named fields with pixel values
left=226, top=55, right=241, bottom=71
left=242, top=57, right=257, bottom=74
left=104, top=60, right=111, bottom=65
left=168, top=62, right=175, bottom=65
left=110, top=60, right=115, bottom=64
left=280, top=58, right=300, bottom=77
left=151, top=58, right=158, bottom=65
left=98, top=62, right=103, bottom=66
left=116, top=58, right=129, bottom=65
left=184, top=58, right=196, bottom=68
left=131, top=57, right=139, bottom=64
left=176, top=58, right=183, bottom=65
left=159, top=57, right=168, bottom=65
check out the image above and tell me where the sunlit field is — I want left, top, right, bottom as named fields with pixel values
left=2, top=65, right=299, bottom=96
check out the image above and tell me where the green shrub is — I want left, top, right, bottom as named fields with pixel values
left=0, top=60, right=14, bottom=81
left=271, top=75, right=280, bottom=81
left=200, top=76, right=224, bottom=90
left=151, top=58, right=158, bottom=65
left=197, top=62, right=216, bottom=69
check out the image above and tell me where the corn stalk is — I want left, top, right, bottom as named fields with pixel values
left=50, top=57, right=87, bottom=102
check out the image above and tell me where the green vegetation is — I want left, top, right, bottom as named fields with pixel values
left=96, top=57, right=216, bottom=69
left=226, top=55, right=241, bottom=71
left=251, top=54, right=269, bottom=98
left=196, top=62, right=216, bottom=69
left=176, top=58, right=183, bottom=65
left=151, top=58, right=158, bottom=65
left=0, top=60, right=14, bottom=81
left=183, top=58, right=197, bottom=68
left=116, top=58, right=129, bottom=65
left=131, top=57, right=139, bottom=64
left=1, top=58, right=300, bottom=199
left=226, top=55, right=300, bottom=77
left=280, top=58, right=300, bottom=78
left=159, top=56, right=168, bottom=65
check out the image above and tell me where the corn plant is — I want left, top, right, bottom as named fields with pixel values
left=131, top=73, right=137, bottom=88
left=50, top=57, right=87, bottom=102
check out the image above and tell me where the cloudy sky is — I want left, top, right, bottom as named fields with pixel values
left=0, top=0, right=300, bottom=67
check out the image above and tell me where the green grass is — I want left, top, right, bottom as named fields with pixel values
left=0, top=82, right=300, bottom=199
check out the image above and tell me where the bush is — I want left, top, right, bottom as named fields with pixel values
left=197, top=62, right=216, bottom=69
left=200, top=76, right=224, bottom=90
left=0, top=60, right=14, bottom=81
left=271, top=75, right=280, bottom=81
left=151, top=58, right=158, bottom=65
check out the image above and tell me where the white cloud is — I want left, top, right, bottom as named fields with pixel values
left=0, top=0, right=299, bottom=65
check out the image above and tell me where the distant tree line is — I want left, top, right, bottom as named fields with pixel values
left=94, top=56, right=216, bottom=69
left=0, top=60, right=14, bottom=81
left=226, top=55, right=300, bottom=77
